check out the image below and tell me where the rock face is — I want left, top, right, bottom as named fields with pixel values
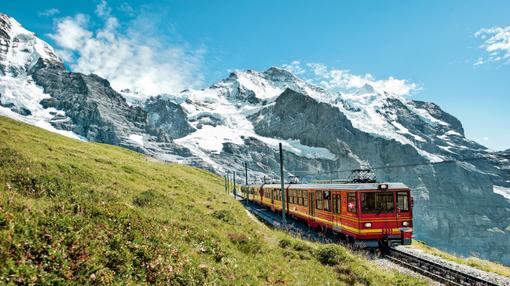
left=1, top=13, right=510, bottom=265
left=30, top=59, right=148, bottom=149
left=144, top=95, right=195, bottom=139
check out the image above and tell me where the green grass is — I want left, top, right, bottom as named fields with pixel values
left=412, top=240, right=510, bottom=277
left=0, top=116, right=427, bottom=285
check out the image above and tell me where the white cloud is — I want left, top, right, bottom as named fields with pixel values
left=49, top=14, right=91, bottom=50
left=48, top=1, right=204, bottom=97
left=119, top=2, right=135, bottom=16
left=281, top=60, right=305, bottom=75
left=282, top=62, right=418, bottom=96
left=39, top=8, right=60, bottom=17
left=96, top=0, right=112, bottom=18
left=475, top=25, right=510, bottom=65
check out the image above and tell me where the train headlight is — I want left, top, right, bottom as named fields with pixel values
left=364, top=222, right=372, bottom=228
left=402, top=221, right=409, bottom=227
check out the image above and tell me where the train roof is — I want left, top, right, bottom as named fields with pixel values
left=250, top=182, right=410, bottom=191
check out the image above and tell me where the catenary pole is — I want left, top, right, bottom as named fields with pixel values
left=224, top=174, right=227, bottom=193
left=279, top=143, right=286, bottom=224
left=244, top=162, right=248, bottom=201
left=233, top=171, right=236, bottom=197
left=226, top=172, right=230, bottom=194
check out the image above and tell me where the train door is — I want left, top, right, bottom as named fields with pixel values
left=332, top=193, right=341, bottom=227
left=308, top=191, right=314, bottom=217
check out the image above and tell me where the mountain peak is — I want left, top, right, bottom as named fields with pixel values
left=263, top=66, right=295, bottom=76
left=0, top=13, right=61, bottom=76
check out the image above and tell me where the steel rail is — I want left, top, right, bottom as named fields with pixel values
left=386, top=248, right=499, bottom=286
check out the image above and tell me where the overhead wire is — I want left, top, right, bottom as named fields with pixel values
left=286, top=154, right=503, bottom=179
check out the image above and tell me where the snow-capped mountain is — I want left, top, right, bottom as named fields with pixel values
left=1, top=13, right=510, bottom=265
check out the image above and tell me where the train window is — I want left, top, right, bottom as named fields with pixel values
left=316, top=191, right=323, bottom=210
left=300, top=190, right=304, bottom=206
left=361, top=192, right=394, bottom=214
left=347, top=193, right=357, bottom=213
left=333, top=194, right=341, bottom=214
left=303, top=191, right=308, bottom=206
left=291, top=190, right=295, bottom=204
left=397, top=192, right=409, bottom=212
left=323, top=191, right=331, bottom=212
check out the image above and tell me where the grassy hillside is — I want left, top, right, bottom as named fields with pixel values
left=0, top=116, right=426, bottom=285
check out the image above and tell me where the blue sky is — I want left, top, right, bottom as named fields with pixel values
left=2, top=0, right=509, bottom=150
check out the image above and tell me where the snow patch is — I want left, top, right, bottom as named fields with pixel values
left=256, top=137, right=336, bottom=160
left=0, top=75, right=83, bottom=140
left=493, top=185, right=510, bottom=201
left=0, top=14, right=60, bottom=76
left=391, top=121, right=426, bottom=142
left=175, top=125, right=244, bottom=154
left=128, top=134, right=144, bottom=147
left=444, top=130, right=462, bottom=136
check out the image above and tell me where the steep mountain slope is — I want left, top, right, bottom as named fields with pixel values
left=0, top=116, right=427, bottom=285
left=1, top=13, right=509, bottom=265
left=0, top=14, right=189, bottom=155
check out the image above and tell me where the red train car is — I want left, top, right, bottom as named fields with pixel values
left=243, top=182, right=413, bottom=247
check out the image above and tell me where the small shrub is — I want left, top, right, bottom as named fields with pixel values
left=334, top=264, right=357, bottom=284
left=293, top=241, right=311, bottom=252
left=133, top=190, right=164, bottom=208
left=7, top=174, right=69, bottom=198
left=211, top=210, right=236, bottom=224
left=278, top=238, right=292, bottom=249
left=282, top=250, right=299, bottom=259
left=0, top=212, right=9, bottom=230
left=298, top=252, right=311, bottom=260
left=315, top=245, right=348, bottom=266
left=227, top=232, right=263, bottom=254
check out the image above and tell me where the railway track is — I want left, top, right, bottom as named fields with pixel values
left=236, top=194, right=503, bottom=286
left=385, top=248, right=500, bottom=286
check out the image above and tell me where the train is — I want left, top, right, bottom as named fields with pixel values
left=241, top=181, right=413, bottom=248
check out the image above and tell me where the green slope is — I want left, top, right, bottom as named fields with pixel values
left=0, top=116, right=426, bottom=285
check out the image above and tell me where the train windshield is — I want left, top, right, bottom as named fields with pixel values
left=361, top=192, right=395, bottom=214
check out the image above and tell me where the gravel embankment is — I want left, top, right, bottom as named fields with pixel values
left=372, top=257, right=441, bottom=286
left=395, top=245, right=510, bottom=286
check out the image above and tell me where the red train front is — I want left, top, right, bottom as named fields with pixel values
left=244, top=182, right=413, bottom=247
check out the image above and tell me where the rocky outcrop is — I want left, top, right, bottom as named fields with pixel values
left=412, top=100, right=465, bottom=136
left=29, top=59, right=148, bottom=150
left=144, top=95, right=195, bottom=139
